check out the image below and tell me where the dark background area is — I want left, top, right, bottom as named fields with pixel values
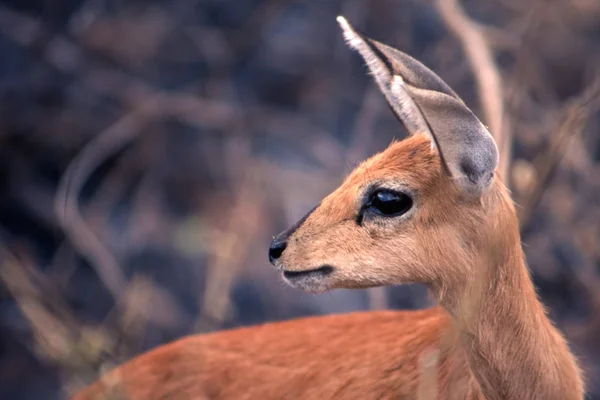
left=1, top=0, right=600, bottom=398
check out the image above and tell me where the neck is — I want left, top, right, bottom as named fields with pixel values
left=437, top=189, right=583, bottom=400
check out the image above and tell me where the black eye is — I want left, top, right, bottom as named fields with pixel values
left=368, top=189, right=413, bottom=217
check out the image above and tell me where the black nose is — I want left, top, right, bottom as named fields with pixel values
left=269, top=239, right=287, bottom=264
left=268, top=205, right=318, bottom=265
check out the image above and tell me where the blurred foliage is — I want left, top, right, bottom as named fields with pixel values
left=0, top=0, right=599, bottom=398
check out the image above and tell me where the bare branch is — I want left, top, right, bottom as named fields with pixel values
left=54, top=99, right=162, bottom=298
left=436, top=0, right=511, bottom=185
left=518, top=76, right=600, bottom=230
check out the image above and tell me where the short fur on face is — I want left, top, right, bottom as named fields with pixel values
left=274, top=133, right=500, bottom=294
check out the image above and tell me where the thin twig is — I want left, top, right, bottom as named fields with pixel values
left=197, top=156, right=266, bottom=332
left=0, top=248, right=77, bottom=363
left=54, top=98, right=162, bottom=298
left=518, top=76, right=600, bottom=230
left=0, top=246, right=113, bottom=376
left=436, top=0, right=511, bottom=185
left=417, top=347, right=440, bottom=400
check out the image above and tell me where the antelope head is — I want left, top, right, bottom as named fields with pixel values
left=268, top=17, right=500, bottom=295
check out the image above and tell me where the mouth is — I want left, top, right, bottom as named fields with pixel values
left=283, top=265, right=334, bottom=280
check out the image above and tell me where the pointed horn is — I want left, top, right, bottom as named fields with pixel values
left=337, top=16, right=499, bottom=194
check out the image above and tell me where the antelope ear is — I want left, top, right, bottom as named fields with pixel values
left=337, top=16, right=499, bottom=195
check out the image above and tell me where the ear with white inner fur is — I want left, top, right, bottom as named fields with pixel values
left=337, top=16, right=499, bottom=195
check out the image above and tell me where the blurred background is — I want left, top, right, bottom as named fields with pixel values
left=0, top=0, right=599, bottom=398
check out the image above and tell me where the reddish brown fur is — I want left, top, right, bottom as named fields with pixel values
left=75, top=309, right=472, bottom=399
left=74, top=134, right=583, bottom=399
